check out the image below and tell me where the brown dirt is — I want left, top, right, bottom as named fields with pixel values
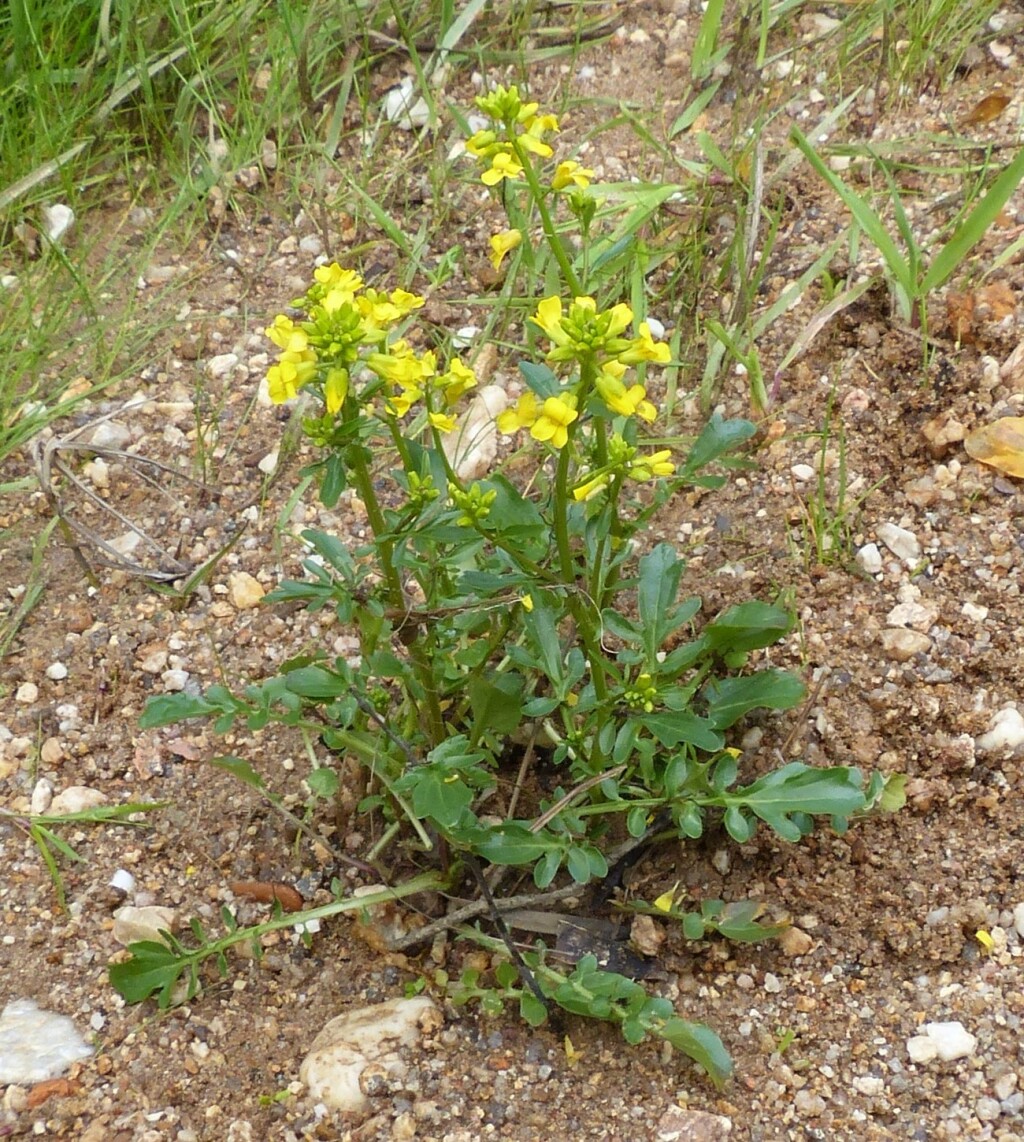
left=3, top=4, right=1024, bottom=1140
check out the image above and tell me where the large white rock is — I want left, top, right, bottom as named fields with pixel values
left=907, top=1021, right=977, bottom=1064
left=300, top=996, right=442, bottom=1112
left=977, top=706, right=1024, bottom=754
left=442, top=384, right=507, bottom=482
left=0, top=999, right=92, bottom=1083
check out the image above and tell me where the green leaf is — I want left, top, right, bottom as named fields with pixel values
left=209, top=755, right=266, bottom=792
left=140, top=692, right=219, bottom=728
left=703, top=669, right=805, bottom=729
left=679, top=414, right=756, bottom=478
left=643, top=710, right=723, bottom=752
left=658, top=1018, right=733, bottom=1089
left=473, top=824, right=555, bottom=866
left=108, top=940, right=186, bottom=1005
left=320, top=453, right=347, bottom=507
left=307, top=767, right=340, bottom=799
left=285, top=665, right=348, bottom=699
left=729, top=762, right=867, bottom=838
left=681, top=912, right=705, bottom=940
left=520, top=992, right=549, bottom=1027
left=702, top=601, right=794, bottom=653
left=518, top=360, right=560, bottom=399
left=713, top=900, right=787, bottom=943
left=467, top=674, right=524, bottom=736
left=637, top=544, right=685, bottom=661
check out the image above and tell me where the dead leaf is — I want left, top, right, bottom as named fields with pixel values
left=965, top=417, right=1024, bottom=477
left=946, top=291, right=975, bottom=343
left=229, top=880, right=305, bottom=912
left=962, top=91, right=1012, bottom=126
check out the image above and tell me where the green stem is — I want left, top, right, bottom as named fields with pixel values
left=347, top=448, right=445, bottom=745
left=509, top=135, right=582, bottom=297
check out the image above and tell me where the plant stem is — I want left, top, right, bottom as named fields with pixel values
left=510, top=137, right=582, bottom=297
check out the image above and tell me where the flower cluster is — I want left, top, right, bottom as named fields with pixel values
left=264, top=265, right=475, bottom=433
left=466, top=84, right=559, bottom=186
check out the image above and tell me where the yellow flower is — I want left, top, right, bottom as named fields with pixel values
left=520, top=594, right=534, bottom=612
left=488, top=229, right=522, bottom=271
left=531, top=395, right=578, bottom=448
left=573, top=473, right=610, bottom=502
left=365, top=340, right=435, bottom=386
left=314, top=264, right=363, bottom=295
left=266, top=355, right=315, bottom=403
left=629, top=449, right=675, bottom=481
left=496, top=390, right=538, bottom=434
left=435, top=358, right=477, bottom=406
left=517, top=112, right=558, bottom=157
left=618, top=321, right=672, bottom=365
left=386, top=386, right=423, bottom=417
left=324, top=367, right=348, bottom=415
left=466, top=129, right=499, bottom=157
left=596, top=366, right=657, bottom=421
left=481, top=150, right=523, bottom=186
left=265, top=315, right=308, bottom=353
left=428, top=411, right=457, bottom=434
left=531, top=296, right=571, bottom=347
left=357, top=287, right=426, bottom=327
left=552, top=160, right=594, bottom=190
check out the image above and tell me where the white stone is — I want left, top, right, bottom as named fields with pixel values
left=109, top=869, right=137, bottom=895
left=855, top=543, right=883, bottom=574
left=258, top=449, right=279, bottom=474
left=923, top=1021, right=976, bottom=1062
left=84, top=457, right=110, bottom=489
left=300, top=996, right=442, bottom=1112
left=885, top=601, right=938, bottom=631
left=46, top=662, right=68, bottom=681
left=791, top=463, right=816, bottom=481
left=50, top=786, right=108, bottom=814
left=206, top=352, right=239, bottom=380
left=85, top=421, right=132, bottom=450
left=977, top=706, right=1024, bottom=754
left=880, top=628, right=931, bottom=662
left=107, top=530, right=142, bottom=558
left=907, top=1035, right=938, bottom=1064
left=161, top=669, right=190, bottom=691
left=30, top=779, right=53, bottom=816
left=852, top=1075, right=885, bottom=1096
left=961, top=601, right=988, bottom=622
left=383, top=78, right=430, bottom=130
left=644, top=315, right=666, bottom=339
left=229, top=571, right=266, bottom=609
left=1013, top=902, right=1024, bottom=939
left=42, top=203, right=75, bottom=244
left=15, top=682, right=38, bottom=704
left=876, top=522, right=921, bottom=564
left=0, top=999, right=92, bottom=1083
left=442, top=384, right=508, bottom=482
left=299, top=234, right=323, bottom=256
left=112, top=905, right=177, bottom=946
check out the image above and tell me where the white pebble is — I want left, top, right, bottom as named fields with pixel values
left=855, top=543, right=882, bottom=574
left=644, top=315, right=666, bottom=339
left=1013, top=903, right=1024, bottom=938
left=876, top=522, right=921, bottom=564
left=852, top=1075, right=885, bottom=1096
left=42, top=203, right=75, bottom=244
left=15, top=682, right=38, bottom=704
left=924, top=1021, right=976, bottom=1062
left=0, top=999, right=92, bottom=1083
left=907, top=1035, right=938, bottom=1064
left=109, top=869, right=137, bottom=895
left=205, top=352, right=239, bottom=380
left=258, top=449, right=279, bottom=475
left=763, top=972, right=782, bottom=994
left=50, top=786, right=108, bottom=814
left=977, top=706, right=1024, bottom=754
left=30, top=780, right=53, bottom=816
left=791, top=463, right=816, bottom=481
left=961, top=601, right=988, bottom=622
left=45, top=662, right=68, bottom=681
left=162, top=669, right=190, bottom=691
left=299, top=234, right=324, bottom=256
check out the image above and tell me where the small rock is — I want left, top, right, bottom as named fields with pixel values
left=84, top=457, right=110, bottom=489
left=852, top=1074, right=885, bottom=1096
left=383, top=77, right=430, bottom=129
left=907, top=1035, right=938, bottom=1064
left=961, top=601, right=988, bottom=622
left=880, top=629, right=931, bottom=661
left=42, top=203, right=75, bottom=244
left=793, top=1090, right=826, bottom=1116
left=206, top=353, right=239, bottom=380
left=763, top=972, right=783, bottom=994
left=855, top=543, right=882, bottom=574
left=976, top=706, right=1024, bottom=753
left=912, top=1021, right=977, bottom=1062
left=300, top=996, right=442, bottom=1113
left=112, top=905, right=178, bottom=946
left=229, top=571, right=266, bottom=609
left=778, top=926, right=813, bottom=957
left=885, top=601, right=938, bottom=631
left=85, top=421, right=132, bottom=450
left=161, top=669, right=190, bottom=691
left=258, top=449, right=279, bottom=475
left=50, top=786, right=108, bottom=814
left=441, top=384, right=508, bottom=482
left=137, top=646, right=170, bottom=674
left=921, top=411, right=966, bottom=451
left=791, top=463, right=816, bottom=481
left=0, top=999, right=92, bottom=1083
left=630, top=914, right=666, bottom=957
left=30, top=779, right=53, bottom=815
left=46, top=662, right=68, bottom=681
left=976, top=1096, right=1001, bottom=1121
left=299, top=234, right=323, bottom=256
left=15, top=682, right=38, bottom=704
left=1013, top=902, right=1024, bottom=938
left=656, top=1105, right=733, bottom=1140
left=876, top=522, right=921, bottom=565
left=40, top=738, right=63, bottom=766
